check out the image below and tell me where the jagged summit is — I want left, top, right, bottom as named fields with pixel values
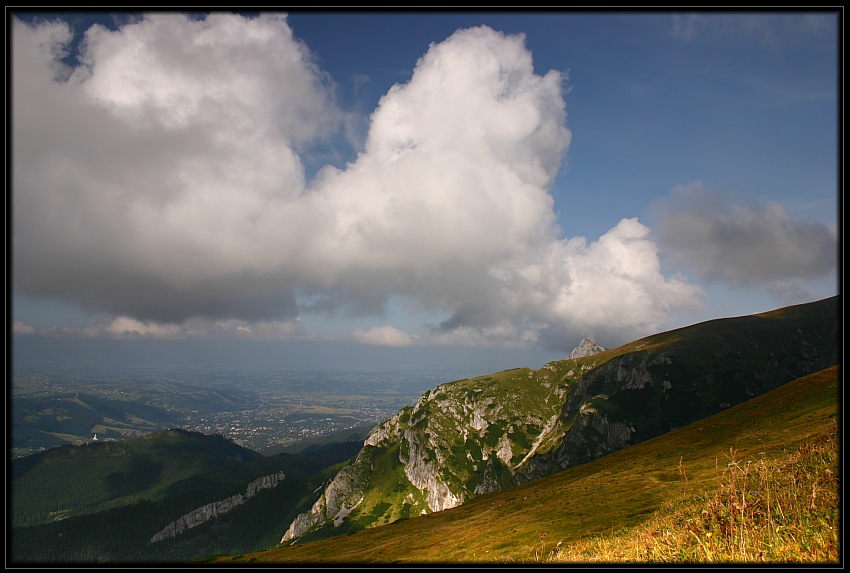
left=568, top=337, right=606, bottom=359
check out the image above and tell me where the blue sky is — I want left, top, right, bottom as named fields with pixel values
left=10, top=10, right=840, bottom=374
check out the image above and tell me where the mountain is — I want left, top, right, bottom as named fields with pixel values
left=215, top=363, right=840, bottom=564
left=10, top=430, right=362, bottom=563
left=12, top=428, right=262, bottom=528
left=8, top=296, right=840, bottom=564
left=280, top=296, right=839, bottom=545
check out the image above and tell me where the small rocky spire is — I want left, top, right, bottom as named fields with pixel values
left=569, top=336, right=606, bottom=359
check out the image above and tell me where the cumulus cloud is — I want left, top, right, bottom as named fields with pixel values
left=475, top=217, right=704, bottom=349
left=13, top=13, right=336, bottom=323
left=653, top=182, right=838, bottom=287
left=13, top=14, right=703, bottom=347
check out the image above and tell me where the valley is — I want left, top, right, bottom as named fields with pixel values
left=10, top=368, right=427, bottom=458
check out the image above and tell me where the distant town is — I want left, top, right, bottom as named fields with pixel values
left=174, top=391, right=407, bottom=452
left=11, top=367, right=432, bottom=458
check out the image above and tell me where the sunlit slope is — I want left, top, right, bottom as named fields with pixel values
left=278, top=296, right=838, bottom=543
left=277, top=357, right=610, bottom=543
left=212, top=364, right=839, bottom=564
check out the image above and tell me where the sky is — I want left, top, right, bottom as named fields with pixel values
left=8, top=10, right=841, bottom=375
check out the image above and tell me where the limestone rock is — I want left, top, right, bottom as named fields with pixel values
left=569, top=337, right=606, bottom=359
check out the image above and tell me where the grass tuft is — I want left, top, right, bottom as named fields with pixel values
left=548, top=422, right=839, bottom=564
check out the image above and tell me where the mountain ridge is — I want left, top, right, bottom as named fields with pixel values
left=9, top=296, right=839, bottom=564
left=11, top=428, right=263, bottom=528
left=280, top=296, right=839, bottom=545
left=218, top=362, right=839, bottom=563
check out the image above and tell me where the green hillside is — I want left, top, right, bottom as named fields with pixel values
left=278, top=296, right=838, bottom=544
left=10, top=439, right=362, bottom=564
left=212, top=364, right=839, bottom=564
left=12, top=428, right=262, bottom=527
left=11, top=391, right=177, bottom=451
left=8, top=297, right=840, bottom=565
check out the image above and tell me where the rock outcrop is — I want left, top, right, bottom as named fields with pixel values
left=569, top=337, right=606, bottom=359
left=280, top=447, right=373, bottom=543
left=149, top=471, right=285, bottom=543
left=281, top=361, right=591, bottom=541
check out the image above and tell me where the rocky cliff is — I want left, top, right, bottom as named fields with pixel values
left=280, top=447, right=373, bottom=543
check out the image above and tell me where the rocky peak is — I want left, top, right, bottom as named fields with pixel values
left=569, top=337, right=606, bottom=359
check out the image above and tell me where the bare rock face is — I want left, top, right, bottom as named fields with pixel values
left=401, top=423, right=464, bottom=513
left=280, top=447, right=374, bottom=543
left=149, top=471, right=285, bottom=544
left=367, top=399, right=461, bottom=513
left=569, top=337, right=606, bottom=359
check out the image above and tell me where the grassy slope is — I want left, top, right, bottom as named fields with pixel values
left=209, top=364, right=839, bottom=564
left=266, top=296, right=839, bottom=544
left=12, top=428, right=261, bottom=526
left=549, top=422, right=839, bottom=563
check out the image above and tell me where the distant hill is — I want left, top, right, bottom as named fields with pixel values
left=278, top=296, right=838, bottom=545
left=11, top=391, right=177, bottom=451
left=10, top=432, right=362, bottom=563
left=12, top=428, right=262, bottom=527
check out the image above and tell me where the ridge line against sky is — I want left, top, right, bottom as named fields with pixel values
left=8, top=9, right=840, bottom=371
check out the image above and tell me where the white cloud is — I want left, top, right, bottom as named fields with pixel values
left=13, top=321, right=38, bottom=336
left=13, top=14, right=704, bottom=348
left=475, top=217, right=704, bottom=347
left=104, top=316, right=185, bottom=338
left=12, top=316, right=304, bottom=340
left=350, top=325, right=417, bottom=347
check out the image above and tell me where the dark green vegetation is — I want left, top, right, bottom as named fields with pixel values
left=10, top=429, right=362, bottom=563
left=12, top=429, right=261, bottom=527
left=522, top=295, right=839, bottom=478
left=215, top=364, right=839, bottom=564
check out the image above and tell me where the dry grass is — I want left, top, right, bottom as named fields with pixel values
left=547, top=422, right=840, bottom=564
